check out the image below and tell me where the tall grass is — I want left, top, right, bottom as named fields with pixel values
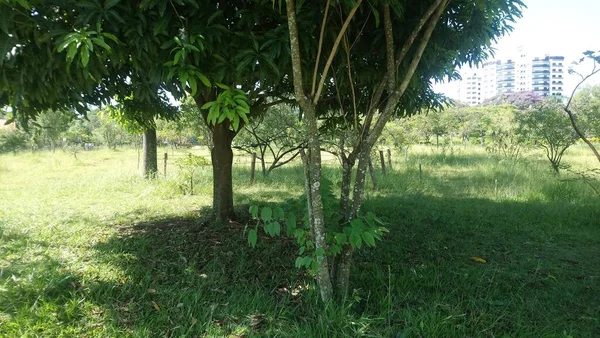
left=0, top=144, right=598, bottom=337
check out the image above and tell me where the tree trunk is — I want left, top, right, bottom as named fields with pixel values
left=142, top=128, right=158, bottom=179
left=211, top=122, right=236, bottom=223
left=260, top=146, right=267, bottom=177
left=340, top=160, right=353, bottom=220
left=334, top=149, right=370, bottom=299
left=286, top=0, right=334, bottom=302
left=302, top=105, right=334, bottom=302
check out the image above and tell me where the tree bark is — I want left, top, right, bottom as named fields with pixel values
left=211, top=122, right=236, bottom=223
left=142, top=128, right=158, bottom=179
left=260, top=146, right=267, bottom=176
left=340, top=160, right=353, bottom=220
left=334, top=150, right=370, bottom=299
left=286, top=0, right=334, bottom=302
left=193, top=93, right=237, bottom=223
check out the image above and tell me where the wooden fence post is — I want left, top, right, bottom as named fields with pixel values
left=250, top=152, right=257, bottom=184
left=419, top=163, right=422, bottom=182
left=163, top=152, right=168, bottom=178
left=387, top=148, right=392, bottom=171
left=368, top=156, right=378, bottom=190
left=379, top=150, right=386, bottom=175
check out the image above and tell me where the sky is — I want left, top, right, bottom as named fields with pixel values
left=435, top=0, right=600, bottom=99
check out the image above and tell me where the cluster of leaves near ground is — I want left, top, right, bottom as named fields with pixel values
left=0, top=145, right=599, bottom=337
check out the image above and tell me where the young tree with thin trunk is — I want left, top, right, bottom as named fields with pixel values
left=564, top=51, right=600, bottom=164
left=284, top=0, right=524, bottom=301
left=517, top=98, right=579, bottom=173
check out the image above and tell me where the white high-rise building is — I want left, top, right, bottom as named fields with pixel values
left=482, top=60, right=498, bottom=99
left=457, top=71, right=482, bottom=106
left=456, top=53, right=565, bottom=105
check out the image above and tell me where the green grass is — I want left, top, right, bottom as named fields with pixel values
left=0, top=145, right=599, bottom=337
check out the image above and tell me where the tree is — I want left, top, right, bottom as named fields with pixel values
left=284, top=0, right=523, bottom=301
left=33, top=110, right=70, bottom=152
left=235, top=104, right=306, bottom=176
left=517, top=98, right=579, bottom=173
left=378, top=119, right=417, bottom=152
left=0, top=0, right=291, bottom=221
left=96, top=112, right=133, bottom=150
left=156, top=99, right=209, bottom=150
left=485, top=105, right=521, bottom=159
left=571, top=85, right=600, bottom=139
left=0, top=129, right=28, bottom=154
left=483, top=90, right=542, bottom=110
left=564, top=51, right=600, bottom=164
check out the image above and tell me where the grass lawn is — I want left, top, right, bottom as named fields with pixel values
left=0, top=145, right=599, bottom=337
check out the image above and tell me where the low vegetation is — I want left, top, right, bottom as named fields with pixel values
left=1, top=145, right=598, bottom=337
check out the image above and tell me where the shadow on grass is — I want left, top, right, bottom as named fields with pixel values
left=2, top=190, right=600, bottom=337
left=353, top=194, right=600, bottom=336
left=87, top=209, right=316, bottom=337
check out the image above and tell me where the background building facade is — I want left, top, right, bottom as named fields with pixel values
left=457, top=54, right=565, bottom=105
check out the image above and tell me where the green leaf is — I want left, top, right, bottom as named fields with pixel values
left=102, top=32, right=119, bottom=43
left=197, top=73, right=211, bottom=87
left=184, top=43, right=200, bottom=52
left=330, top=245, right=341, bottom=255
left=200, top=102, right=215, bottom=109
left=261, top=207, right=272, bottom=222
left=273, top=207, right=284, bottom=219
left=207, top=105, right=219, bottom=124
left=15, top=0, right=31, bottom=10
left=271, top=221, right=281, bottom=236
left=207, top=10, right=223, bottom=24
left=264, top=222, right=273, bottom=236
left=350, top=233, right=362, bottom=249
left=215, top=82, right=230, bottom=90
left=104, top=0, right=120, bottom=10
left=249, top=205, right=259, bottom=218
left=230, top=114, right=239, bottom=131
left=174, top=50, right=183, bottom=65
left=217, top=111, right=227, bottom=124
left=248, top=229, right=257, bottom=248
left=361, top=232, right=376, bottom=247
left=66, top=43, right=78, bottom=61
left=351, top=219, right=364, bottom=234
left=293, top=228, right=305, bottom=240
left=285, top=214, right=296, bottom=237
left=335, top=233, right=347, bottom=245
left=0, top=34, right=15, bottom=65
left=179, top=71, right=188, bottom=91
left=153, top=14, right=171, bottom=36
left=91, top=37, right=111, bottom=51
left=188, top=77, right=197, bottom=96
left=80, top=46, right=90, bottom=67
left=295, top=256, right=304, bottom=268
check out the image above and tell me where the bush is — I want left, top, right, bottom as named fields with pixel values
left=0, top=129, right=28, bottom=154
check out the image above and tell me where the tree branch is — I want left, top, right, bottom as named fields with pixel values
left=383, top=3, right=395, bottom=93
left=311, top=0, right=332, bottom=96
left=286, top=0, right=308, bottom=106
left=365, top=0, right=448, bottom=149
left=313, top=0, right=363, bottom=104
left=564, top=58, right=600, bottom=163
